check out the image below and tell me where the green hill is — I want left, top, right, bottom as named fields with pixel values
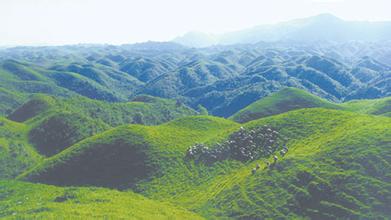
left=1, top=37, right=391, bottom=219
left=231, top=87, right=391, bottom=123
left=28, top=111, right=110, bottom=157
left=0, top=88, right=25, bottom=116
left=9, top=94, right=197, bottom=126
left=8, top=95, right=56, bottom=122
left=1, top=42, right=391, bottom=117
left=145, top=109, right=391, bottom=219
left=341, top=96, right=391, bottom=116
left=18, top=109, right=391, bottom=219
left=0, top=59, right=144, bottom=111
left=0, top=60, right=76, bottom=116
left=5, top=94, right=198, bottom=158
left=231, top=88, right=342, bottom=123
left=194, top=109, right=390, bottom=219
left=19, top=116, right=239, bottom=188
left=0, top=180, right=202, bottom=219
left=0, top=117, right=41, bottom=179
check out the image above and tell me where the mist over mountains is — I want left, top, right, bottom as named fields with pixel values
left=174, top=14, right=391, bottom=47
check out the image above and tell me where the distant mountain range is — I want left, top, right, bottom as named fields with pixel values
left=173, top=14, right=391, bottom=47
left=0, top=14, right=390, bottom=117
left=1, top=13, right=391, bottom=220
left=1, top=40, right=390, bottom=117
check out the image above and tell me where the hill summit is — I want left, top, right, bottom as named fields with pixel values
left=231, top=88, right=391, bottom=123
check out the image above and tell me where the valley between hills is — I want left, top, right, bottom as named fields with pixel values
left=0, top=14, right=391, bottom=219
left=0, top=86, right=390, bottom=219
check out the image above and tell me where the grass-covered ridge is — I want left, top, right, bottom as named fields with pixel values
left=19, top=116, right=239, bottom=188
left=1, top=40, right=391, bottom=219
left=1, top=93, right=198, bottom=178
left=0, top=88, right=25, bottom=116
left=1, top=42, right=391, bottom=117
left=201, top=109, right=391, bottom=219
left=8, top=94, right=56, bottom=123
left=144, top=109, right=391, bottom=219
left=9, top=94, right=197, bottom=156
left=0, top=117, right=41, bottom=179
left=231, top=87, right=391, bottom=123
left=0, top=180, right=203, bottom=219
left=341, top=96, right=391, bottom=116
left=9, top=94, right=198, bottom=126
left=28, top=111, right=110, bottom=157
left=17, top=109, right=391, bottom=219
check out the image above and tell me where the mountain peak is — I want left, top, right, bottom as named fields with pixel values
left=173, top=13, right=391, bottom=47
left=305, top=13, right=343, bottom=24
left=173, top=32, right=217, bottom=48
left=312, top=13, right=341, bottom=20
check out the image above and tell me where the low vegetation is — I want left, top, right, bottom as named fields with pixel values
left=0, top=76, right=390, bottom=219
left=231, top=87, right=391, bottom=123
left=0, top=180, right=202, bottom=219
left=15, top=108, right=391, bottom=219
left=9, top=94, right=197, bottom=126
left=19, top=116, right=239, bottom=189
left=0, top=117, right=41, bottom=179
left=5, top=94, right=197, bottom=157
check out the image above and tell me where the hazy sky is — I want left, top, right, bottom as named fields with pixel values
left=0, top=0, right=390, bottom=46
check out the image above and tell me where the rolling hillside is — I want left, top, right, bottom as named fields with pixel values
left=1, top=40, right=391, bottom=117
left=341, top=97, right=391, bottom=116
left=5, top=94, right=197, bottom=158
left=17, top=109, right=391, bottom=219
left=19, top=116, right=240, bottom=188
left=0, top=88, right=25, bottom=116
left=0, top=94, right=198, bottom=180
left=0, top=180, right=202, bottom=219
left=1, top=74, right=390, bottom=219
left=231, top=88, right=341, bottom=123
left=28, top=111, right=110, bottom=156
left=1, top=17, right=390, bottom=219
left=1, top=9, right=391, bottom=220
left=142, top=109, right=391, bottom=219
left=9, top=94, right=198, bottom=126
left=231, top=88, right=391, bottom=123
left=0, top=117, right=41, bottom=179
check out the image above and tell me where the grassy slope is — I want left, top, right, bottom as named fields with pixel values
left=27, top=111, right=110, bottom=157
left=0, top=93, right=197, bottom=180
left=19, top=116, right=240, bottom=188
left=341, top=96, right=391, bottom=116
left=0, top=59, right=134, bottom=112
left=0, top=88, right=26, bottom=116
left=0, top=61, right=76, bottom=117
left=8, top=95, right=56, bottom=122
left=0, top=180, right=202, bottom=219
left=230, top=87, right=391, bottom=123
left=230, top=88, right=342, bottom=123
left=5, top=94, right=197, bottom=158
left=9, top=94, right=197, bottom=126
left=0, top=117, right=41, bottom=179
left=184, top=109, right=391, bottom=219
left=140, top=109, right=390, bottom=219
left=18, top=109, right=391, bottom=219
